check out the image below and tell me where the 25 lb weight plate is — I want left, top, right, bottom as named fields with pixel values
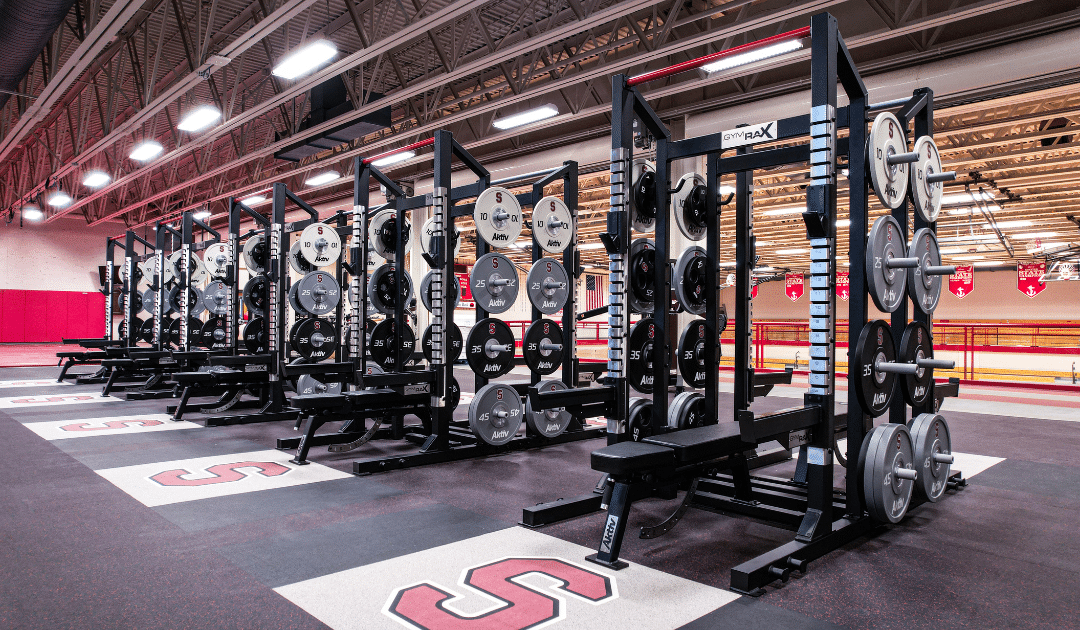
left=367, top=264, right=413, bottom=315
left=142, top=289, right=161, bottom=315
left=468, top=383, right=523, bottom=446
left=526, top=258, right=569, bottom=314
left=419, top=217, right=461, bottom=260
left=369, top=210, right=411, bottom=260
left=532, top=196, right=574, bottom=253
left=421, top=322, right=463, bottom=363
left=867, top=111, right=910, bottom=210
left=121, top=291, right=143, bottom=315
left=289, top=241, right=316, bottom=274
left=525, top=380, right=572, bottom=438
left=299, top=222, right=342, bottom=267
left=288, top=283, right=309, bottom=317
left=909, top=136, right=945, bottom=223
left=203, top=281, right=230, bottom=315
left=202, top=243, right=231, bottom=279
left=628, top=238, right=656, bottom=314
left=677, top=319, right=708, bottom=388
left=420, top=271, right=460, bottom=312
left=866, top=215, right=908, bottom=313
left=242, top=317, right=266, bottom=353
left=523, top=319, right=564, bottom=375
left=630, top=161, right=657, bottom=233
left=854, top=319, right=897, bottom=417
left=474, top=186, right=522, bottom=247
left=910, top=412, right=953, bottom=502
left=242, top=234, right=267, bottom=274
left=368, top=319, right=415, bottom=370
left=907, top=228, right=950, bottom=314
left=243, top=275, right=268, bottom=313
left=465, top=318, right=516, bottom=378
left=169, top=285, right=206, bottom=317
left=470, top=253, right=518, bottom=314
left=673, top=173, right=708, bottom=241
left=295, top=271, right=341, bottom=316
left=200, top=316, right=229, bottom=350
left=627, top=318, right=665, bottom=394
left=627, top=398, right=654, bottom=442
left=290, top=317, right=338, bottom=361
left=858, top=422, right=917, bottom=523
left=673, top=246, right=708, bottom=315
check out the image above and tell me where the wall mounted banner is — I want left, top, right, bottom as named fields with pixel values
left=785, top=273, right=804, bottom=302
left=948, top=265, right=973, bottom=299
left=1017, top=261, right=1046, bottom=298
left=836, top=271, right=850, bottom=301
left=1058, top=262, right=1076, bottom=280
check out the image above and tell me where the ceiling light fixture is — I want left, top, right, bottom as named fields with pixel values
left=240, top=195, right=267, bottom=205
left=305, top=171, right=341, bottom=186
left=836, top=219, right=851, bottom=227
left=371, top=150, right=415, bottom=167
left=47, top=190, right=72, bottom=207
left=272, top=40, right=338, bottom=80
left=702, top=38, right=804, bottom=73
left=951, top=254, right=986, bottom=261
left=194, top=210, right=211, bottom=220
left=82, top=171, right=111, bottom=188
left=177, top=105, right=222, bottom=132
left=762, top=207, right=804, bottom=216
left=1013, top=231, right=1058, bottom=240
left=981, top=220, right=1033, bottom=229
left=941, top=190, right=993, bottom=205
left=974, top=261, right=1006, bottom=267
left=776, top=248, right=807, bottom=255
left=577, top=242, right=606, bottom=250
left=493, top=104, right=559, bottom=130
left=22, top=206, right=44, bottom=221
left=130, top=140, right=164, bottom=161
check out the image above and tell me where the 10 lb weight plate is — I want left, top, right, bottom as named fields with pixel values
left=242, top=234, right=267, bottom=274
left=854, top=319, right=897, bottom=417
left=858, top=422, right=917, bottom=523
left=867, top=111, right=910, bottom=210
left=673, top=173, right=708, bottom=241
left=909, top=136, right=945, bottom=223
left=299, top=222, right=342, bottom=267
left=419, top=217, right=461, bottom=260
left=866, top=215, right=909, bottom=313
left=200, top=316, right=228, bottom=350
left=474, top=187, right=522, bottom=247
left=466, top=318, right=516, bottom=378
left=910, top=412, right=953, bottom=502
left=532, top=196, right=574, bottom=253
left=673, top=246, right=708, bottom=315
left=421, top=322, right=463, bottom=363
left=628, top=238, right=656, bottom=314
left=203, top=281, right=230, bottom=315
left=295, top=271, right=342, bottom=316
left=243, top=317, right=266, bottom=353
left=525, top=380, right=572, bottom=438
left=470, top=253, right=518, bottom=314
left=290, top=317, right=338, bottom=361
left=420, top=271, right=460, bottom=312
left=289, top=241, right=316, bottom=274
left=168, top=250, right=208, bottom=285
left=523, top=319, right=564, bottom=375
left=368, top=319, right=415, bottom=370
left=630, top=161, right=657, bottom=233
left=468, top=383, right=523, bottom=445
left=367, top=264, right=413, bottom=315
left=243, top=275, right=268, bottom=313
left=202, top=243, right=230, bottom=279
left=369, top=210, right=411, bottom=260
left=526, top=258, right=569, bottom=314
left=677, top=319, right=708, bottom=388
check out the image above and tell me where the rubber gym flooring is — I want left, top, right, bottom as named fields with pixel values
left=0, top=365, right=1077, bottom=629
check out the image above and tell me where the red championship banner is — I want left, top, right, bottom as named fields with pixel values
left=948, top=265, right=973, bottom=299
left=752, top=284, right=758, bottom=299
left=785, top=273, right=804, bottom=301
left=1017, top=261, right=1046, bottom=298
left=457, top=272, right=475, bottom=309
left=836, top=271, right=850, bottom=301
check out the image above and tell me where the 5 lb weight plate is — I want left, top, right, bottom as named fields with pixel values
left=202, top=243, right=231, bottom=279
left=470, top=253, right=519, bottom=314
left=526, top=258, right=569, bottom=314
left=419, top=217, right=461, bottom=260
left=200, top=316, right=229, bottom=350
left=474, top=186, right=522, bottom=247
left=673, top=246, right=708, bottom=315
left=169, top=285, right=206, bottom=317
left=368, top=319, right=415, bottom=370
left=468, top=383, right=523, bottom=446
left=367, top=264, right=413, bottom=315
left=466, top=318, right=516, bottom=378
left=866, top=215, right=909, bottom=313
left=295, top=271, right=341, bottom=316
left=369, top=210, right=411, bottom=260
left=242, top=317, right=266, bottom=353
left=910, top=412, right=953, bottom=502
left=243, top=275, right=268, bottom=313
left=421, top=322, right=463, bottom=363
left=290, top=317, right=338, bottom=361
left=242, top=234, right=267, bottom=274
left=627, top=318, right=666, bottom=394
left=909, top=136, right=945, bottom=223
left=673, top=173, right=708, bottom=241
left=867, top=111, right=910, bottom=210
left=628, top=238, right=656, bottom=314
left=420, top=271, right=460, bottom=311
left=907, top=228, right=950, bottom=314
left=858, top=422, right=917, bottom=523
left=630, top=161, right=657, bottom=233
left=299, top=222, right=342, bottom=267
left=532, top=196, right=574, bottom=253
left=203, top=281, right=230, bottom=315
left=677, top=319, right=708, bottom=388
left=523, top=319, right=564, bottom=375
left=853, top=319, right=897, bottom=417
left=289, top=241, right=316, bottom=274
left=525, top=380, right=572, bottom=438
left=627, top=398, right=654, bottom=442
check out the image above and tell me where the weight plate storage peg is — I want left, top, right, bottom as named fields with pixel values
left=523, top=319, right=564, bottom=375
left=420, top=217, right=461, bottom=260
left=866, top=215, right=910, bottom=313
left=288, top=283, right=310, bottom=316
left=867, top=111, right=911, bottom=210
left=200, top=316, right=229, bottom=350
left=907, top=228, right=952, bottom=314
left=290, top=317, right=338, bottom=361
left=296, top=374, right=343, bottom=396
left=299, top=222, right=342, bottom=267
left=630, top=161, right=657, bottom=233
left=532, top=196, right=575, bottom=253
left=466, top=318, right=517, bottom=378
left=421, top=322, right=463, bottom=363
left=468, top=383, right=523, bottom=446
left=470, top=253, right=519, bottom=314
left=203, top=281, right=230, bottom=315
left=169, top=285, right=206, bottom=317
left=368, top=319, right=416, bottom=370
left=898, top=321, right=954, bottom=408
left=627, top=398, right=654, bottom=442
left=289, top=241, right=316, bottom=274
left=909, top=136, right=949, bottom=223
left=474, top=186, right=523, bottom=247
left=242, top=234, right=267, bottom=274
left=858, top=422, right=917, bottom=523
left=627, top=238, right=657, bottom=314
left=243, top=317, right=266, bottom=353
left=243, top=275, right=268, bottom=313
left=526, top=258, right=570, bottom=314
left=367, top=264, right=413, bottom=315
left=202, top=243, right=230, bottom=279
left=853, top=319, right=898, bottom=417
left=668, top=392, right=707, bottom=429
left=673, top=173, right=708, bottom=241
left=420, top=271, right=460, bottom=312
left=627, top=318, right=664, bottom=394
left=910, top=412, right=953, bottom=502
left=525, top=380, right=572, bottom=438
left=369, top=210, right=411, bottom=260
left=296, top=271, right=342, bottom=316
left=673, top=246, right=708, bottom=315
left=677, top=319, right=708, bottom=388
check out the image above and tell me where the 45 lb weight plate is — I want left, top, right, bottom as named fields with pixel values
left=628, top=398, right=654, bottom=442
left=469, top=383, right=523, bottom=446
left=525, top=380, right=572, bottom=438
left=910, top=412, right=953, bottom=502
left=858, top=422, right=917, bottom=523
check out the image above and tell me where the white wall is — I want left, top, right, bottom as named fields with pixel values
left=0, top=216, right=124, bottom=292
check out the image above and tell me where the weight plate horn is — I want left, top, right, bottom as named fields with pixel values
left=673, top=246, right=708, bottom=315
left=867, top=111, right=912, bottom=210
left=866, top=215, right=909, bottom=313
left=630, top=161, right=657, bottom=233
left=525, top=380, right=572, bottom=438
left=474, top=186, right=523, bottom=247
left=470, top=253, right=519, bottom=314
left=526, top=258, right=569, bottom=314
left=468, top=383, right=523, bottom=446
left=532, top=196, right=574, bottom=253
left=369, top=210, right=411, bottom=261
left=673, top=173, right=708, bottom=241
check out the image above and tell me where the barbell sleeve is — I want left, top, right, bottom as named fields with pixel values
left=886, top=151, right=920, bottom=165
left=895, top=467, right=919, bottom=481
left=490, top=277, right=513, bottom=286
left=917, top=358, right=955, bottom=369
left=485, top=340, right=514, bottom=353
left=925, top=265, right=956, bottom=276
left=886, top=257, right=920, bottom=269
left=875, top=359, right=920, bottom=375
left=540, top=341, right=563, bottom=352
left=926, top=171, right=956, bottom=184
left=933, top=453, right=955, bottom=464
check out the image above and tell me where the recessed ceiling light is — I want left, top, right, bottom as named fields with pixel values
left=762, top=207, right=803, bottom=216
left=47, top=191, right=72, bottom=207
left=951, top=254, right=985, bottom=260
left=493, top=104, right=558, bottom=130
left=240, top=194, right=266, bottom=205
left=194, top=210, right=211, bottom=220
left=836, top=219, right=851, bottom=227
left=272, top=40, right=338, bottom=80
left=371, top=150, right=415, bottom=167
left=82, top=171, right=111, bottom=188
left=130, top=141, right=164, bottom=161
left=702, top=39, right=804, bottom=73
left=1012, top=231, right=1058, bottom=240
left=305, top=171, right=341, bottom=186
left=981, top=220, right=1032, bottom=229
left=177, top=105, right=221, bottom=132
left=776, top=248, right=807, bottom=255
left=22, top=206, right=44, bottom=221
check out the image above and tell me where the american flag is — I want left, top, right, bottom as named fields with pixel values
left=585, top=274, right=605, bottom=311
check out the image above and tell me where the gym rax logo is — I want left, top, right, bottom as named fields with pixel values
left=60, top=419, right=165, bottom=432
left=386, top=557, right=617, bottom=630
left=149, top=461, right=290, bottom=486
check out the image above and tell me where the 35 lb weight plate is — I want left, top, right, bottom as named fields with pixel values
left=627, top=398, right=654, bottom=442
left=368, top=319, right=415, bottom=370
left=296, top=271, right=341, bottom=316
left=474, top=186, right=522, bottom=247
left=138, top=318, right=155, bottom=343
left=909, top=136, right=944, bottom=223
left=420, top=217, right=461, bottom=260
left=289, top=241, right=316, bottom=274
left=420, top=271, right=460, bottom=312
left=299, top=222, right=342, bottom=267
left=867, top=111, right=910, bottom=210
left=421, top=322, right=463, bottom=364
left=858, top=422, right=916, bottom=523
left=242, top=234, right=267, bottom=274
left=907, top=228, right=947, bottom=314
left=525, top=380, right=572, bottom=438
left=465, top=318, right=516, bottom=378
left=526, top=258, right=569, bottom=314
left=242, top=317, right=266, bottom=353
left=468, top=383, right=523, bottom=446
left=532, top=196, right=574, bottom=253
left=202, top=243, right=231, bottom=279
left=677, top=319, right=708, bottom=388
left=203, top=281, right=230, bottom=315
left=630, top=161, right=657, bottom=233
left=673, top=173, right=708, bottom=241
left=627, top=318, right=665, bottom=394
left=169, top=285, right=206, bottom=317
left=470, top=253, right=518, bottom=314
left=243, top=275, right=268, bottom=313
left=290, top=317, right=338, bottom=361
left=367, top=264, right=413, bottom=315
left=866, top=215, right=908, bottom=313
left=200, top=316, right=229, bottom=350
left=854, top=319, right=897, bottom=417
left=899, top=321, right=935, bottom=408
left=369, top=210, right=411, bottom=260
left=167, top=316, right=203, bottom=348
left=628, top=238, right=656, bottom=314
left=673, top=246, right=708, bottom=315
left=523, top=319, right=564, bottom=375
left=910, top=412, right=953, bottom=502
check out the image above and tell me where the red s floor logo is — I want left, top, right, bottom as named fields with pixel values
left=10, top=395, right=95, bottom=404
left=60, top=419, right=165, bottom=432
left=150, top=461, right=290, bottom=486
left=387, top=557, right=616, bottom=630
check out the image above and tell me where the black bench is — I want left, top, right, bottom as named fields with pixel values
left=170, top=355, right=275, bottom=421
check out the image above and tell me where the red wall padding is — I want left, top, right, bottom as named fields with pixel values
left=0, top=290, right=105, bottom=342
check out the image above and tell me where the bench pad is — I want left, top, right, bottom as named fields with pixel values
left=591, top=441, right=675, bottom=476
left=642, top=423, right=743, bottom=463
